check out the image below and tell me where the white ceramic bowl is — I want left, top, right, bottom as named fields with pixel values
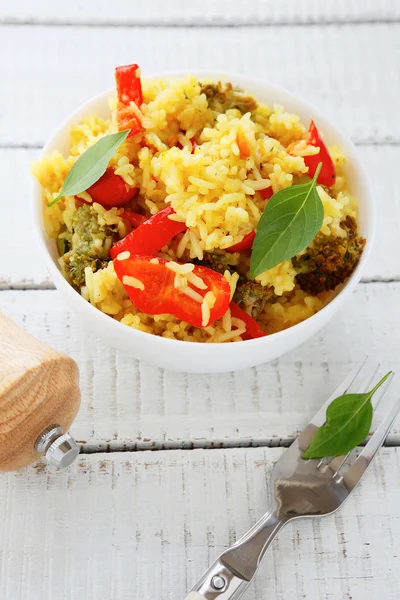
left=31, top=71, right=375, bottom=373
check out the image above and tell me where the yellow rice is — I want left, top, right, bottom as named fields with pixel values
left=32, top=75, right=359, bottom=343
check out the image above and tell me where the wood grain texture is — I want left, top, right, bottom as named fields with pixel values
left=0, top=24, right=399, bottom=147
left=0, top=0, right=399, bottom=25
left=0, top=312, right=80, bottom=470
left=1, top=144, right=399, bottom=287
left=0, top=447, right=399, bottom=600
left=1, top=286, right=399, bottom=447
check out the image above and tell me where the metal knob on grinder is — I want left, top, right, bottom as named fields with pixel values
left=35, top=425, right=80, bottom=468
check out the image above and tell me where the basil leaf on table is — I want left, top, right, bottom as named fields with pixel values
left=250, top=163, right=323, bottom=278
left=302, top=372, right=392, bottom=460
left=48, top=129, right=130, bottom=207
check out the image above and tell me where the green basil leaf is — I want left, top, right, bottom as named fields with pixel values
left=302, top=372, right=392, bottom=459
left=250, top=163, right=323, bottom=278
left=48, top=129, right=130, bottom=207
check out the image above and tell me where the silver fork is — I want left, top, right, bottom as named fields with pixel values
left=184, top=360, right=399, bottom=600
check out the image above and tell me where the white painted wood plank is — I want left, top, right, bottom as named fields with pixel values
left=1, top=284, right=399, bottom=445
left=0, top=24, right=399, bottom=146
left=0, top=145, right=397, bottom=287
left=0, top=149, right=48, bottom=287
left=0, top=447, right=399, bottom=600
left=1, top=0, right=399, bottom=25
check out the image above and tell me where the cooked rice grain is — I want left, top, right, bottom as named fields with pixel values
left=122, top=275, right=145, bottom=290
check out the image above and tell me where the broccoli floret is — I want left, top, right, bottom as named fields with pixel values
left=200, top=81, right=258, bottom=114
left=233, top=280, right=276, bottom=318
left=196, top=250, right=275, bottom=317
left=60, top=204, right=121, bottom=288
left=63, top=252, right=109, bottom=289
left=293, top=216, right=365, bottom=294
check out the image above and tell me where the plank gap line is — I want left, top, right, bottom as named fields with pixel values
left=1, top=18, right=400, bottom=28
left=354, top=140, right=400, bottom=147
left=78, top=435, right=400, bottom=453
left=0, top=283, right=56, bottom=291
left=0, top=143, right=42, bottom=150
left=361, top=277, right=400, bottom=284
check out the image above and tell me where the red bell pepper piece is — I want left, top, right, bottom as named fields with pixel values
left=229, top=302, right=266, bottom=340
left=122, top=211, right=148, bottom=228
left=115, top=64, right=143, bottom=138
left=259, top=186, right=274, bottom=200
left=226, top=231, right=256, bottom=253
left=116, top=105, right=143, bottom=139
left=115, top=64, right=143, bottom=106
left=114, top=255, right=231, bottom=328
left=302, top=121, right=336, bottom=187
left=85, top=168, right=138, bottom=208
left=110, top=206, right=187, bottom=260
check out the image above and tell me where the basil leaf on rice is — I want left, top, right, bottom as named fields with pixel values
left=250, top=163, right=323, bottom=278
left=48, top=129, right=130, bottom=207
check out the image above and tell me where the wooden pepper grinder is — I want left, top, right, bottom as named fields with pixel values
left=0, top=311, right=81, bottom=471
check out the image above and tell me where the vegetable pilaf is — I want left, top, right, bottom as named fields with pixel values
left=32, top=65, right=365, bottom=343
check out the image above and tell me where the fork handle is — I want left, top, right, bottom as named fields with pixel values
left=184, top=511, right=284, bottom=599
left=183, top=559, right=249, bottom=600
left=184, top=582, right=250, bottom=600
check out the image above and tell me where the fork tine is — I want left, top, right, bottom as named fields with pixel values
left=329, top=371, right=394, bottom=476
left=357, top=378, right=397, bottom=461
left=344, top=377, right=399, bottom=490
left=352, top=362, right=379, bottom=396
left=309, top=357, right=367, bottom=428
left=368, top=369, right=394, bottom=410
left=315, top=360, right=377, bottom=469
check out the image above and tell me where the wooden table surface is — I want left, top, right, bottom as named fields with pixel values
left=1, top=2, right=399, bottom=598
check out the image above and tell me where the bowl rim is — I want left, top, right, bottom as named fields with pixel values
left=30, top=69, right=375, bottom=353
